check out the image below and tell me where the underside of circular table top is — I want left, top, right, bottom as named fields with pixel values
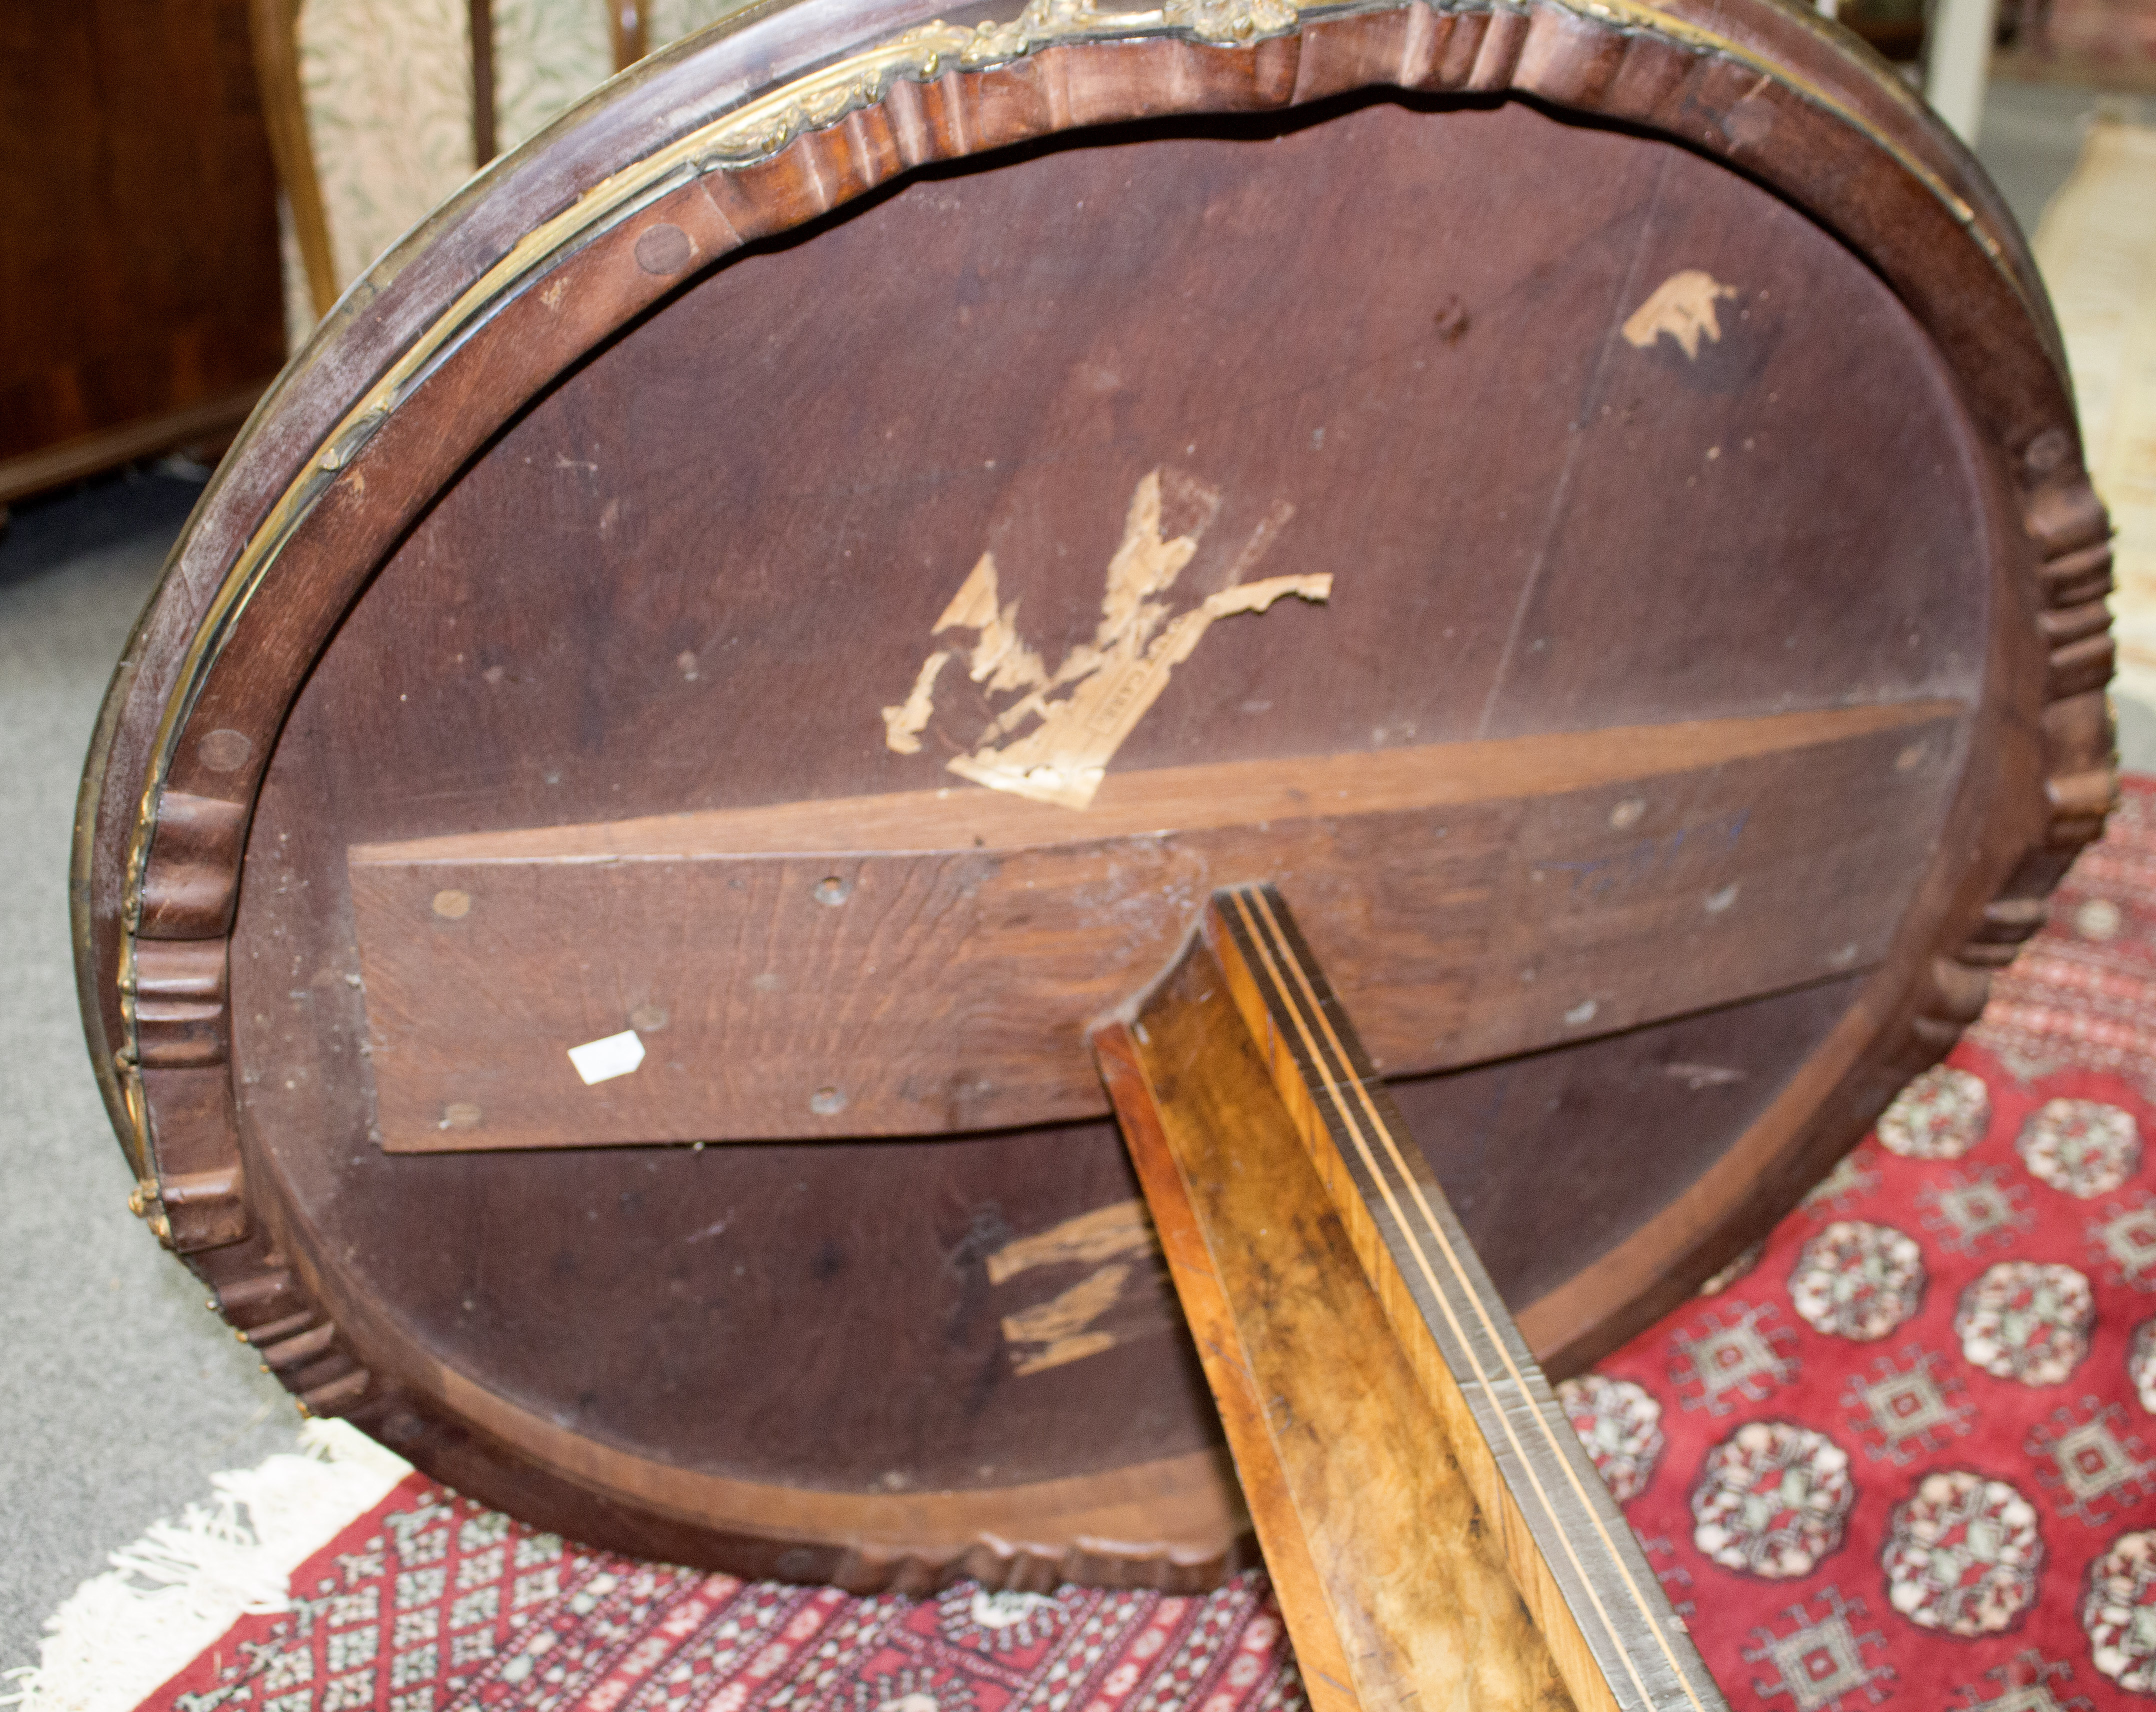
left=76, top=0, right=2116, bottom=1590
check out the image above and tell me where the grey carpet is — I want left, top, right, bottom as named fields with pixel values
left=1976, top=81, right=2156, bottom=239
left=0, top=472, right=296, bottom=1674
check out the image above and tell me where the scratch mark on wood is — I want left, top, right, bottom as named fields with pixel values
left=1002, top=1262, right=1131, bottom=1374
left=1010, top=1330, right=1118, bottom=1376
left=986, top=1198, right=1158, bottom=1285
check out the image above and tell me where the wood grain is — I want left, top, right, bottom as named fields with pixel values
left=1099, top=974, right=1574, bottom=1712
left=248, top=0, right=337, bottom=321
left=1196, top=885, right=1724, bottom=1712
left=0, top=0, right=283, bottom=491
left=350, top=702, right=1952, bottom=862
left=0, top=384, right=266, bottom=509
left=470, top=0, right=496, bottom=166
left=605, top=0, right=650, bottom=72
left=350, top=704, right=1960, bottom=1150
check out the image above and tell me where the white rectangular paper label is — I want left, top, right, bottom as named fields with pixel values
left=568, top=1028, right=645, bottom=1086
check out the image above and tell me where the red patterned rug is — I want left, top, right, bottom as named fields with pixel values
left=133, top=1510, right=1296, bottom=1712
left=1578, top=777, right=2156, bottom=1712
left=30, top=780, right=2156, bottom=1712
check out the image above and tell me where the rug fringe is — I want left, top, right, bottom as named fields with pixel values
left=3, top=1422, right=412, bottom=1712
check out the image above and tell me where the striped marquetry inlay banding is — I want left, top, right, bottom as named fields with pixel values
left=1206, top=884, right=1724, bottom=1712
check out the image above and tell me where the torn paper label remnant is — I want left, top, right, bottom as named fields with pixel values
left=880, top=650, right=948, bottom=755
left=568, top=1028, right=646, bottom=1086
left=878, top=468, right=1329, bottom=808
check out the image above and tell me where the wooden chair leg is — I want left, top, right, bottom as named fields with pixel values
left=1093, top=886, right=1726, bottom=1712
left=248, top=0, right=339, bottom=320
left=604, top=0, right=650, bottom=71
left=470, top=0, right=496, bottom=165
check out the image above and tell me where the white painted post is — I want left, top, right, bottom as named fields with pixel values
left=1926, top=0, right=2002, bottom=145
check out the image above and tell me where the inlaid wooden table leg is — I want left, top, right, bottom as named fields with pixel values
left=1092, top=886, right=1727, bottom=1712
left=1095, top=957, right=1570, bottom=1712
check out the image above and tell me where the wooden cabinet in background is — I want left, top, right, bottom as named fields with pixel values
left=0, top=0, right=284, bottom=506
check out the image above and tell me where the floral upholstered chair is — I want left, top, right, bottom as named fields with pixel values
left=256, top=0, right=738, bottom=347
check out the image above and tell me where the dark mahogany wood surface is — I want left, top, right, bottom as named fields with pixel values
left=0, top=0, right=283, bottom=501
left=74, top=0, right=2113, bottom=1590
